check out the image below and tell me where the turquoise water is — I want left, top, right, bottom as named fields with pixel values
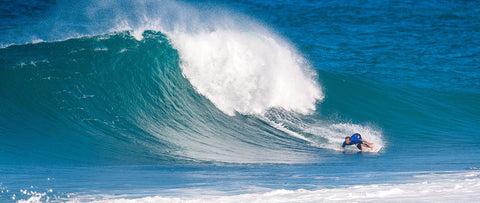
left=1, top=0, right=480, bottom=202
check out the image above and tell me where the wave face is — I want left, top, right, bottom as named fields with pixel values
left=0, top=31, right=323, bottom=164
left=0, top=0, right=389, bottom=165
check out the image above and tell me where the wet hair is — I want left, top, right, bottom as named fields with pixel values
left=345, top=136, right=350, bottom=140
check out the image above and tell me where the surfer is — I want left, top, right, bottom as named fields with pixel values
left=339, top=133, right=374, bottom=151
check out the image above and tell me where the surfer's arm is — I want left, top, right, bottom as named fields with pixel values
left=338, top=141, right=346, bottom=151
left=361, top=139, right=373, bottom=145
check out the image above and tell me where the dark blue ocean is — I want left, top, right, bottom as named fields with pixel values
left=1, top=0, right=480, bottom=202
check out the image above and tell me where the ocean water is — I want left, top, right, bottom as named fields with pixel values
left=1, top=0, right=479, bottom=202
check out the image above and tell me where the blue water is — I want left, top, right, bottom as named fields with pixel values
left=1, top=0, right=480, bottom=202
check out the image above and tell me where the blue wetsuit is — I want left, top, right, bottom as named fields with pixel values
left=342, top=133, right=364, bottom=150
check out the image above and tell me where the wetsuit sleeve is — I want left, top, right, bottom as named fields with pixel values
left=342, top=141, right=346, bottom=148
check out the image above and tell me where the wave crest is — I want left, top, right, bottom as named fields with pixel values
left=171, top=30, right=323, bottom=116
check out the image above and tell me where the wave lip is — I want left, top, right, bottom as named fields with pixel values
left=171, top=29, right=323, bottom=116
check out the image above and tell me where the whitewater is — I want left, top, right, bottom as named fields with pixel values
left=1, top=0, right=479, bottom=202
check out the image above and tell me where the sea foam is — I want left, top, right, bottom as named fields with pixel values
left=58, top=171, right=480, bottom=203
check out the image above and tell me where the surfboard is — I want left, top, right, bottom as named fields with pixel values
left=339, top=146, right=383, bottom=154
left=363, top=146, right=383, bottom=153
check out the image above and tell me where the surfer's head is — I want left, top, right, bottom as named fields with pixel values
left=345, top=136, right=351, bottom=144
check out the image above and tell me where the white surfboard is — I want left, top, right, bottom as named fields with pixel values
left=364, top=146, right=383, bottom=153
left=338, top=145, right=383, bottom=153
